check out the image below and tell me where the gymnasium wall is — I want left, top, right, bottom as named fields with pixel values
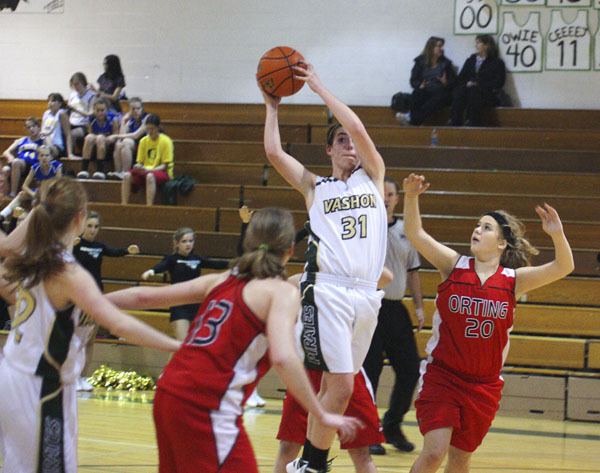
left=0, top=0, right=598, bottom=109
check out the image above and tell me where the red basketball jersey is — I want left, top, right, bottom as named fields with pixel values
left=157, top=275, right=270, bottom=413
left=424, top=256, right=516, bottom=381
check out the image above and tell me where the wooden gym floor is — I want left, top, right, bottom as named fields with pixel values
left=6, top=390, right=596, bottom=472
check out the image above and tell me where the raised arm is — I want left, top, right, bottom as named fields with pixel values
left=515, top=204, right=574, bottom=298
left=403, top=174, right=459, bottom=279
left=261, top=90, right=315, bottom=201
left=266, top=283, right=362, bottom=442
left=294, top=63, right=385, bottom=192
left=108, top=271, right=227, bottom=309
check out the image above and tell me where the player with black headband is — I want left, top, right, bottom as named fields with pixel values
left=401, top=173, right=574, bottom=473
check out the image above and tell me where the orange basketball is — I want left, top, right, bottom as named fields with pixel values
left=256, top=46, right=305, bottom=97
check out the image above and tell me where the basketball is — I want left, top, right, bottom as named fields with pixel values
left=256, top=46, right=305, bottom=97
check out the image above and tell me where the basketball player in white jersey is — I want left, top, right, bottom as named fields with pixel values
left=260, top=63, right=387, bottom=473
left=0, top=178, right=180, bottom=473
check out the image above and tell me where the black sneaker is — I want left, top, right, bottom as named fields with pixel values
left=385, top=430, right=415, bottom=452
left=368, top=443, right=386, bottom=455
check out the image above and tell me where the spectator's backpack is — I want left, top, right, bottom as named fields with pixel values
left=161, top=175, right=196, bottom=205
left=390, top=92, right=412, bottom=113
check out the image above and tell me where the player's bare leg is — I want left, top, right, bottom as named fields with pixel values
left=274, top=441, right=301, bottom=473
left=348, top=447, right=378, bottom=473
left=444, top=446, right=471, bottom=473
left=410, top=428, right=452, bottom=473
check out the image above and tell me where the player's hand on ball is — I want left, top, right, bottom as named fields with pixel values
left=320, top=412, right=364, bottom=444
left=259, top=87, right=281, bottom=108
left=403, top=173, right=430, bottom=198
left=292, top=62, right=322, bottom=92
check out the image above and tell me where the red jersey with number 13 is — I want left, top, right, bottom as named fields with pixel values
left=424, top=256, right=516, bottom=382
left=157, top=274, right=270, bottom=413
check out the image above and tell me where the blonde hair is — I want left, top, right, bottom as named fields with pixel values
left=487, top=210, right=539, bottom=269
left=231, top=207, right=295, bottom=279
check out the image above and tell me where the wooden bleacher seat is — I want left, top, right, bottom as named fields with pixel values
left=413, top=330, right=586, bottom=370
left=588, top=342, right=600, bottom=370
left=310, top=125, right=600, bottom=151
left=402, top=299, right=600, bottom=338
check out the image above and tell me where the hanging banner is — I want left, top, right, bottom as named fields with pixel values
left=455, top=0, right=499, bottom=35
left=500, top=12, right=544, bottom=71
left=500, top=0, right=545, bottom=5
left=0, top=0, right=63, bottom=13
left=545, top=9, right=591, bottom=70
left=547, top=0, right=591, bottom=7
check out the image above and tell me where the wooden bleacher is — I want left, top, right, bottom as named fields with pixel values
left=1, top=99, right=599, bottom=388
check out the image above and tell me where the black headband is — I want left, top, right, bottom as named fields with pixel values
left=485, top=211, right=515, bottom=245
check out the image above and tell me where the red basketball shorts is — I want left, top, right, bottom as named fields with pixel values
left=153, top=388, right=258, bottom=473
left=415, top=363, right=503, bottom=452
left=276, top=368, right=384, bottom=449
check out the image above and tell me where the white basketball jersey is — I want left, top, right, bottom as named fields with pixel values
left=454, top=0, right=498, bottom=35
left=500, top=12, right=543, bottom=72
left=3, top=257, right=95, bottom=384
left=546, top=9, right=591, bottom=70
left=304, top=167, right=387, bottom=282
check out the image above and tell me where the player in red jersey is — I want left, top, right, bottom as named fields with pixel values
left=107, top=207, right=363, bottom=473
left=402, top=174, right=574, bottom=473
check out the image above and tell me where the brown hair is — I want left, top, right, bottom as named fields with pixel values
left=384, top=176, right=400, bottom=193
left=69, top=72, right=88, bottom=87
left=487, top=210, right=539, bottom=269
left=231, top=207, right=295, bottom=279
left=172, top=227, right=194, bottom=253
left=326, top=123, right=343, bottom=146
left=5, top=177, right=88, bottom=287
left=25, top=116, right=40, bottom=128
left=422, top=36, right=445, bottom=68
left=476, top=34, right=499, bottom=60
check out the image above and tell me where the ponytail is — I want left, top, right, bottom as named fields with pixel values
left=230, top=207, right=295, bottom=279
left=5, top=178, right=87, bottom=287
left=489, top=210, right=539, bottom=269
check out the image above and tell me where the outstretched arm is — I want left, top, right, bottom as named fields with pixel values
left=108, top=271, right=227, bottom=309
left=294, top=63, right=385, bottom=191
left=403, top=174, right=459, bottom=279
left=515, top=204, right=574, bottom=298
left=261, top=90, right=315, bottom=202
left=62, top=265, right=180, bottom=352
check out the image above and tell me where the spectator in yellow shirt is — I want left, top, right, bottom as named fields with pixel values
left=121, top=114, right=173, bottom=206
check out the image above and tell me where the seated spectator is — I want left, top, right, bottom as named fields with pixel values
left=1, top=117, right=44, bottom=197
left=41, top=93, right=72, bottom=158
left=397, top=36, right=456, bottom=126
left=450, top=34, right=506, bottom=126
left=93, top=54, right=126, bottom=114
left=108, top=97, right=148, bottom=180
left=67, top=72, right=96, bottom=156
left=121, top=114, right=173, bottom=206
left=0, top=145, right=62, bottom=224
left=77, top=97, right=119, bottom=180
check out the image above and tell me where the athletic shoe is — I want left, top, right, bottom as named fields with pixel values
left=76, top=377, right=94, bottom=392
left=385, top=429, right=415, bottom=452
left=92, top=171, right=106, bottom=180
left=76, top=171, right=89, bottom=179
left=368, top=443, right=386, bottom=455
left=286, top=458, right=330, bottom=473
left=107, top=171, right=124, bottom=180
left=246, top=390, right=266, bottom=408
